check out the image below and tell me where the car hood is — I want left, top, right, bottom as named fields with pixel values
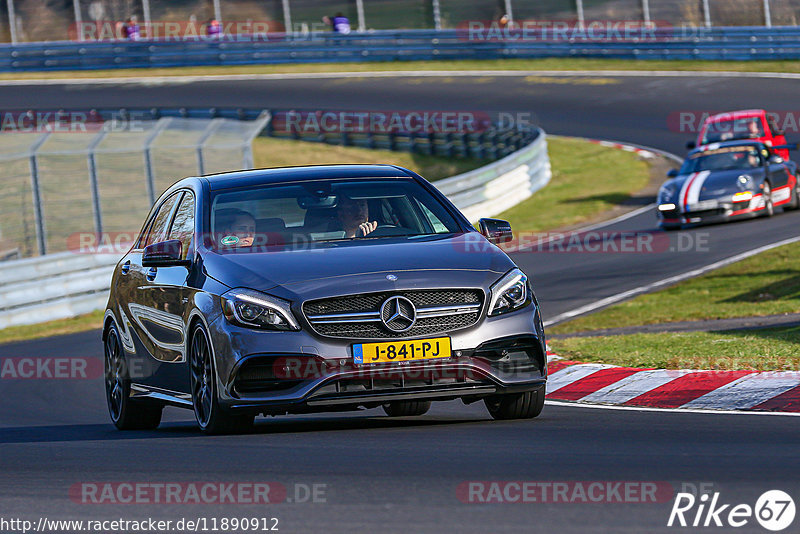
left=202, top=233, right=515, bottom=296
left=662, top=168, right=763, bottom=204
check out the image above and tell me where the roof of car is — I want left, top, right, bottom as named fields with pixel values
left=200, top=164, right=414, bottom=191
left=704, top=109, right=765, bottom=123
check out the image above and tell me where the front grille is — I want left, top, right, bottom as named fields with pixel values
left=303, top=289, right=484, bottom=339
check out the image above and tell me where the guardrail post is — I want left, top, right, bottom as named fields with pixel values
left=282, top=0, right=293, bottom=35
left=6, top=0, right=18, bottom=44
left=87, top=130, right=108, bottom=237
left=575, top=0, right=585, bottom=28
left=763, top=0, right=772, bottom=27
left=28, top=133, right=51, bottom=256
left=642, top=0, right=650, bottom=24
left=196, top=118, right=225, bottom=176
left=72, top=0, right=83, bottom=41
left=213, top=0, right=222, bottom=28
left=702, top=0, right=711, bottom=27
left=356, top=0, right=366, bottom=32
left=504, top=0, right=514, bottom=22
left=141, top=0, right=151, bottom=34
left=142, top=118, right=171, bottom=205
left=432, top=0, right=442, bottom=31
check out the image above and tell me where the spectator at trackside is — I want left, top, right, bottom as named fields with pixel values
left=123, top=16, right=140, bottom=40
left=206, top=19, right=222, bottom=39
left=323, top=13, right=351, bottom=34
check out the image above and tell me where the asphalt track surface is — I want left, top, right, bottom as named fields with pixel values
left=1, top=73, right=800, bottom=533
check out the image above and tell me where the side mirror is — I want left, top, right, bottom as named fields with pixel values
left=667, top=169, right=679, bottom=178
left=142, top=239, right=190, bottom=267
left=478, top=218, right=513, bottom=245
left=686, top=141, right=696, bottom=150
left=769, top=154, right=784, bottom=164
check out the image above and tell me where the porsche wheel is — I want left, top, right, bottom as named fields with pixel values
left=762, top=182, right=775, bottom=217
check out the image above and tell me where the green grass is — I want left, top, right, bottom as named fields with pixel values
left=5, top=58, right=800, bottom=81
left=0, top=310, right=104, bottom=345
left=496, top=136, right=651, bottom=231
left=252, top=136, right=486, bottom=181
left=550, top=326, right=800, bottom=371
left=551, top=241, right=800, bottom=335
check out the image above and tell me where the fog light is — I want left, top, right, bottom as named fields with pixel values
left=658, top=203, right=677, bottom=211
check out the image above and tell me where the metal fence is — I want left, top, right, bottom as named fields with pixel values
left=0, top=112, right=269, bottom=259
left=3, top=0, right=800, bottom=44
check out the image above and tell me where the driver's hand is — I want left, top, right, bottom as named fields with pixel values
left=358, top=221, right=378, bottom=237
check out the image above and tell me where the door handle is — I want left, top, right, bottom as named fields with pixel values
left=146, top=267, right=157, bottom=281
left=120, top=260, right=131, bottom=274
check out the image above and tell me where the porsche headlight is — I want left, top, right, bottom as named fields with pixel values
left=489, top=268, right=531, bottom=317
left=737, top=174, right=755, bottom=191
left=222, top=288, right=300, bottom=331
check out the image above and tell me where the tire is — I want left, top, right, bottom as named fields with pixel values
left=485, top=387, right=545, bottom=421
left=189, top=322, right=254, bottom=435
left=382, top=400, right=431, bottom=417
left=785, top=184, right=800, bottom=210
left=762, top=182, right=775, bottom=217
left=660, top=224, right=681, bottom=232
left=104, top=323, right=163, bottom=430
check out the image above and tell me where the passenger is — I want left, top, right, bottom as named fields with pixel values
left=337, top=196, right=376, bottom=238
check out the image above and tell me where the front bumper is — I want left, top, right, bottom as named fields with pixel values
left=206, top=305, right=546, bottom=414
left=657, top=196, right=764, bottom=226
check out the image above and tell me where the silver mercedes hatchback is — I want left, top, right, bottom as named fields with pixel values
left=103, top=165, right=547, bottom=434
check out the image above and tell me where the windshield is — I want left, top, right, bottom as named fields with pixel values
left=701, top=117, right=764, bottom=144
left=680, top=146, right=763, bottom=174
left=209, top=178, right=463, bottom=251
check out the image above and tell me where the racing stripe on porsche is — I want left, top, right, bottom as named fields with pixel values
left=680, top=170, right=710, bottom=211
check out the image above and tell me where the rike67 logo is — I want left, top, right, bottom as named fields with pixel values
left=668, top=490, right=795, bottom=531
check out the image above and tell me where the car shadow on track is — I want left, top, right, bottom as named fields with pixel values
left=0, top=414, right=497, bottom=444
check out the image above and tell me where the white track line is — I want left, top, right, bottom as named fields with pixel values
left=543, top=235, right=800, bottom=327
left=7, top=69, right=800, bottom=86
left=544, top=399, right=800, bottom=417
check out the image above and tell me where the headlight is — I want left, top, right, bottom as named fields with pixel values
left=221, top=288, right=300, bottom=331
left=489, top=268, right=531, bottom=317
left=737, top=174, right=754, bottom=191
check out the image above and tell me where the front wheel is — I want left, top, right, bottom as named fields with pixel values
left=190, top=323, right=253, bottom=434
left=762, top=182, right=775, bottom=217
left=485, top=387, right=545, bottom=420
left=104, top=322, right=163, bottom=430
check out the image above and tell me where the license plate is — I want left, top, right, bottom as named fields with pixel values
left=353, top=337, right=451, bottom=364
left=687, top=200, right=718, bottom=212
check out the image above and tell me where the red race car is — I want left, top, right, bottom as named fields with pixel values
left=689, top=109, right=790, bottom=161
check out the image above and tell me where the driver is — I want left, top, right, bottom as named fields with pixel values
left=216, top=208, right=256, bottom=247
left=337, top=195, right=377, bottom=238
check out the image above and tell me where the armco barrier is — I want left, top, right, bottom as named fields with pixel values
left=0, top=128, right=551, bottom=329
left=5, top=27, right=800, bottom=72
